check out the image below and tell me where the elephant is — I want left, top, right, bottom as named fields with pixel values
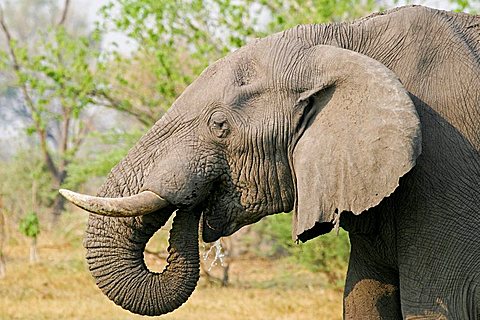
left=60, top=5, right=480, bottom=319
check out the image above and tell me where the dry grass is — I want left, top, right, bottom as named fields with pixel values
left=0, top=216, right=344, bottom=320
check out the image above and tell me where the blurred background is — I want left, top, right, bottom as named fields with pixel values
left=0, top=0, right=477, bottom=319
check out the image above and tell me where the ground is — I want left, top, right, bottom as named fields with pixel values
left=0, top=214, right=344, bottom=320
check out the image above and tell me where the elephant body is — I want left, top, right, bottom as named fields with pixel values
left=62, top=6, right=479, bottom=319
left=288, top=6, right=480, bottom=319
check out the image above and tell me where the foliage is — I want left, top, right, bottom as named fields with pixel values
left=95, top=0, right=250, bottom=126
left=253, top=213, right=350, bottom=275
left=449, top=0, right=479, bottom=12
left=96, top=0, right=377, bottom=127
left=0, top=149, right=55, bottom=218
left=63, top=129, right=144, bottom=189
left=4, top=27, right=104, bottom=141
left=0, top=1, right=110, bottom=219
left=19, top=211, right=40, bottom=239
left=294, top=229, right=350, bottom=275
left=260, top=0, right=377, bottom=29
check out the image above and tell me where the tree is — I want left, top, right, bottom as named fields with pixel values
left=0, top=1, right=107, bottom=225
left=0, top=149, right=54, bottom=265
left=92, top=0, right=379, bottom=127
left=19, top=211, right=40, bottom=263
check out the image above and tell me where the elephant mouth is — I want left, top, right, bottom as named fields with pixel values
left=202, top=215, right=224, bottom=242
left=201, top=209, right=238, bottom=243
left=199, top=186, right=246, bottom=243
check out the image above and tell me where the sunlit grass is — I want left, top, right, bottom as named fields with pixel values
left=0, top=214, right=344, bottom=320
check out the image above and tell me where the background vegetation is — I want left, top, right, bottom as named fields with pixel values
left=0, top=0, right=476, bottom=318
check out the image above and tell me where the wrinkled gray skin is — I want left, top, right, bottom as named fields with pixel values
left=80, top=6, right=479, bottom=319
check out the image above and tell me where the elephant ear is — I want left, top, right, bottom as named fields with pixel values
left=292, top=45, right=421, bottom=242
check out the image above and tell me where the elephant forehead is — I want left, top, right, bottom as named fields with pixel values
left=171, top=64, right=229, bottom=108
left=169, top=36, right=309, bottom=118
left=256, top=37, right=309, bottom=69
left=212, top=37, right=309, bottom=83
left=171, top=58, right=255, bottom=112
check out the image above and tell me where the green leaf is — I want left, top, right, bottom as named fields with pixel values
left=25, top=126, right=37, bottom=136
left=19, top=211, right=40, bottom=239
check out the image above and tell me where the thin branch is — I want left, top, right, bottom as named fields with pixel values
left=200, top=258, right=229, bottom=287
left=60, top=108, right=71, bottom=156
left=57, top=0, right=70, bottom=26
left=70, top=115, right=94, bottom=156
left=55, top=106, right=71, bottom=184
left=0, top=5, right=20, bottom=72
left=89, top=89, right=155, bottom=127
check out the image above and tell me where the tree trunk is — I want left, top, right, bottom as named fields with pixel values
left=49, top=170, right=67, bottom=229
left=0, top=252, right=5, bottom=278
left=50, top=193, right=65, bottom=228
left=0, top=205, right=6, bottom=278
left=222, top=264, right=230, bottom=287
left=29, top=237, right=38, bottom=264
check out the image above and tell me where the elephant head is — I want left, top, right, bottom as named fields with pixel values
left=61, top=34, right=421, bottom=315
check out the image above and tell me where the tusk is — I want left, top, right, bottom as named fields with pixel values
left=59, top=189, right=170, bottom=217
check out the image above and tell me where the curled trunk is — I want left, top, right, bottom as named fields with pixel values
left=84, top=208, right=200, bottom=316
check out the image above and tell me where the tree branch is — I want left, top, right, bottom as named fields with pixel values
left=69, top=115, right=93, bottom=158
left=57, top=0, right=70, bottom=26
left=0, top=4, right=19, bottom=72
left=89, top=89, right=155, bottom=127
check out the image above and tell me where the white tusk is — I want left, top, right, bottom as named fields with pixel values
left=59, top=189, right=170, bottom=217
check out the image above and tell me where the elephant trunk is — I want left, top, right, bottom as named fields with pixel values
left=84, top=208, right=200, bottom=316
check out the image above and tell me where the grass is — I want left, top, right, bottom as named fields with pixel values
left=0, top=214, right=344, bottom=320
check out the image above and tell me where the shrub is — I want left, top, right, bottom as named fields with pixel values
left=253, top=213, right=350, bottom=276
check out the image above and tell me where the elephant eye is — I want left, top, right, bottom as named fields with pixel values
left=209, top=111, right=230, bottom=139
